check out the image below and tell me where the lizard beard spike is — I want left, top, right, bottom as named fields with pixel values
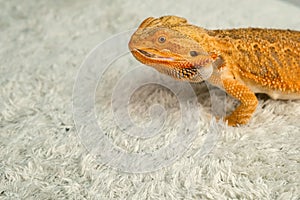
left=197, top=64, right=213, bottom=80
left=190, top=55, right=214, bottom=81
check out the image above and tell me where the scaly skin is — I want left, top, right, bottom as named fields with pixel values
left=128, top=16, right=300, bottom=126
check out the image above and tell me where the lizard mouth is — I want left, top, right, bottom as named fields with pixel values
left=134, top=49, right=176, bottom=61
left=137, top=49, right=153, bottom=57
left=130, top=48, right=214, bottom=81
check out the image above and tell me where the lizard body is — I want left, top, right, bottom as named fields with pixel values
left=128, top=16, right=300, bottom=126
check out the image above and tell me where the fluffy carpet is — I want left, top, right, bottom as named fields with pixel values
left=1, top=0, right=299, bottom=199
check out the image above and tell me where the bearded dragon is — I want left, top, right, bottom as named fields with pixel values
left=128, top=16, right=300, bottom=126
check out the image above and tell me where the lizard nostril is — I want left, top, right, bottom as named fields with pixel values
left=190, top=51, right=198, bottom=57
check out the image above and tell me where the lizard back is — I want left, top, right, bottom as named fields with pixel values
left=210, top=28, right=300, bottom=98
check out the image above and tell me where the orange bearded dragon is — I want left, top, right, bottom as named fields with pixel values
left=128, top=16, right=300, bottom=126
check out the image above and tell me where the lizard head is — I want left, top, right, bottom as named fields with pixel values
left=129, top=16, right=215, bottom=82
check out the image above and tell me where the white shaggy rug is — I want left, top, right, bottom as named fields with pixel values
left=1, top=0, right=300, bottom=199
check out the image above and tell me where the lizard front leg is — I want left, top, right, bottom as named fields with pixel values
left=222, top=78, right=258, bottom=126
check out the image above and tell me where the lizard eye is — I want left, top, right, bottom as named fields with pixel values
left=158, top=36, right=166, bottom=43
left=190, top=51, right=198, bottom=57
